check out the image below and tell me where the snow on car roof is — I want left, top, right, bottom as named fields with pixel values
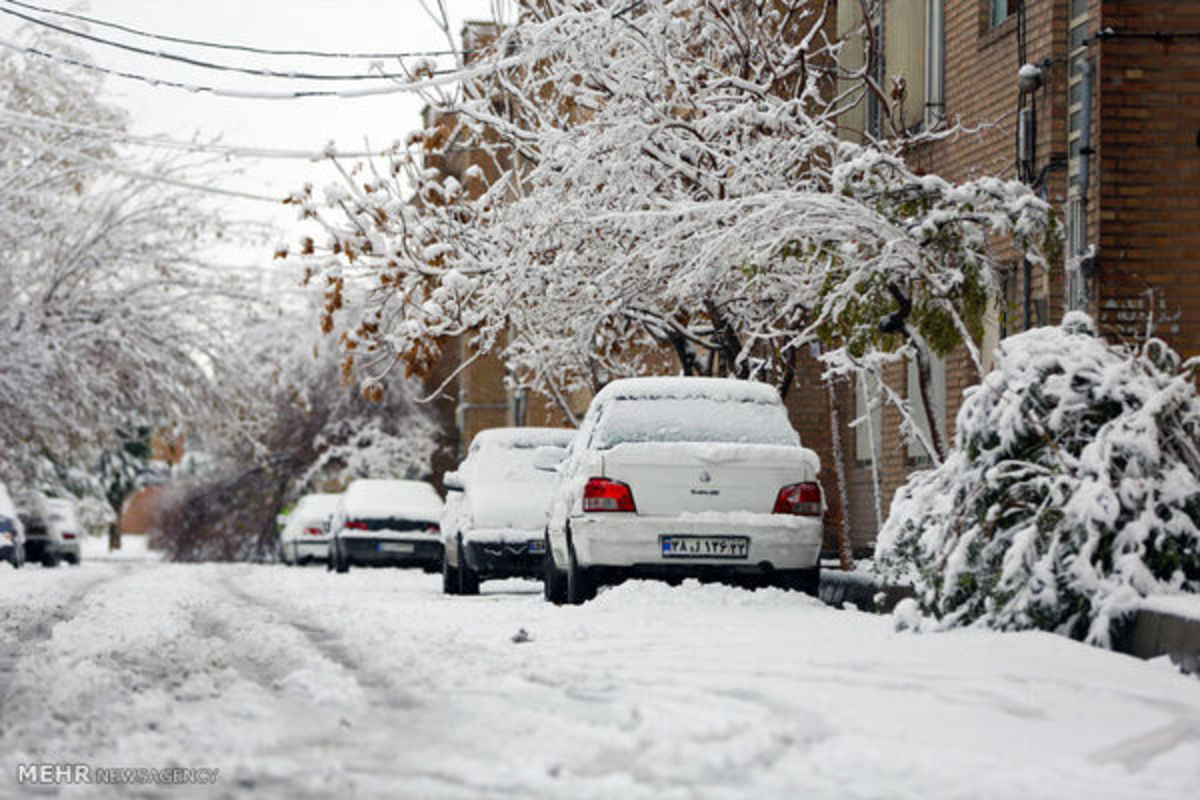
left=0, top=481, right=16, bottom=518
left=470, top=426, right=575, bottom=450
left=293, top=493, right=342, bottom=519
left=44, top=497, right=81, bottom=524
left=342, top=479, right=442, bottom=521
left=593, top=376, right=783, bottom=405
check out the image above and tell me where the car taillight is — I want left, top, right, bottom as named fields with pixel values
left=62, top=532, right=77, bottom=540
left=345, top=521, right=368, bottom=530
left=425, top=524, right=440, bottom=534
left=773, top=482, right=822, bottom=516
left=583, top=477, right=636, bottom=513
left=305, top=527, right=323, bottom=536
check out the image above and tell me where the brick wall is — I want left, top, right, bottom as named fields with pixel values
left=1095, top=1, right=1200, bottom=357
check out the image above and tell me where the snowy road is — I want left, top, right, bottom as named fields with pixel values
left=0, top=559, right=1198, bottom=799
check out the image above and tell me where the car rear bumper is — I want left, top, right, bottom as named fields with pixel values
left=463, top=538, right=545, bottom=578
left=23, top=537, right=51, bottom=560
left=292, top=540, right=330, bottom=560
left=568, top=514, right=821, bottom=572
left=337, top=536, right=443, bottom=568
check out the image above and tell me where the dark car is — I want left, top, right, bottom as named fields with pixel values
left=327, top=480, right=443, bottom=573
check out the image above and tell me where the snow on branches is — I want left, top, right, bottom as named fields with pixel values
left=876, top=314, right=1200, bottom=647
left=0, top=31, right=258, bottom=480
left=294, top=0, right=1053, bottom=426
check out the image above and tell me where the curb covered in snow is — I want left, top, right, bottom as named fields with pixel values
left=819, top=570, right=913, bottom=613
left=1114, top=604, right=1200, bottom=676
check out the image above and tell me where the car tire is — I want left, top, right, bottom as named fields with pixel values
left=334, top=542, right=349, bottom=574
left=458, top=538, right=480, bottom=596
left=565, top=528, right=597, bottom=606
left=442, top=550, right=461, bottom=595
left=542, top=533, right=567, bottom=604
left=42, top=552, right=60, bottom=568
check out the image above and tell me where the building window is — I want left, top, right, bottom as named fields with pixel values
left=990, top=0, right=1015, bottom=28
left=837, top=0, right=931, bottom=140
left=854, top=373, right=883, bottom=463
left=906, top=351, right=946, bottom=460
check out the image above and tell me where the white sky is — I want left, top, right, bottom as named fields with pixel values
left=0, top=0, right=506, bottom=269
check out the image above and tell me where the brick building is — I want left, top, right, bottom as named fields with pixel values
left=420, top=3, right=1200, bottom=558
left=826, top=0, right=1200, bottom=556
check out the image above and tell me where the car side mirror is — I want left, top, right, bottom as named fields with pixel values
left=532, top=446, right=568, bottom=472
left=443, top=471, right=465, bottom=492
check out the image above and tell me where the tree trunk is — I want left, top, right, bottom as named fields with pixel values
left=908, top=330, right=946, bottom=463
left=825, top=377, right=854, bottom=571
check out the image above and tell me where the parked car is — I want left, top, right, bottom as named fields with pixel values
left=441, top=427, right=576, bottom=595
left=279, top=493, right=341, bottom=566
left=16, top=490, right=63, bottom=568
left=0, top=481, right=26, bottom=569
left=539, top=377, right=824, bottom=604
left=328, top=480, right=443, bottom=573
left=44, top=497, right=82, bottom=566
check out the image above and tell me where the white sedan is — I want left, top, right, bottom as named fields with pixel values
left=279, top=493, right=341, bottom=566
left=539, top=377, right=823, bottom=604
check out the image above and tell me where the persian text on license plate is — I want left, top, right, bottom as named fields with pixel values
left=379, top=542, right=414, bottom=553
left=660, top=535, right=749, bottom=559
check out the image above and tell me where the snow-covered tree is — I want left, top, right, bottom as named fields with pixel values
left=876, top=313, right=1200, bottom=647
left=148, top=296, right=438, bottom=561
left=0, top=30, right=257, bottom=485
left=290, top=0, right=1053, bottom=451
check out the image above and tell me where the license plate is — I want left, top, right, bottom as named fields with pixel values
left=379, top=542, right=414, bottom=553
left=660, top=535, right=749, bottom=559
left=528, top=540, right=546, bottom=554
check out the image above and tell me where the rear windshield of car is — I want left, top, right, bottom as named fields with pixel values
left=0, top=518, right=14, bottom=534
left=473, top=444, right=556, bottom=484
left=351, top=518, right=433, bottom=532
left=593, top=397, right=799, bottom=448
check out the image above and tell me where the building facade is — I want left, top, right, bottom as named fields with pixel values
left=420, top=3, right=1200, bottom=558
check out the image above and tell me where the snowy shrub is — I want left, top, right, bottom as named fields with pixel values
left=876, top=313, right=1200, bottom=646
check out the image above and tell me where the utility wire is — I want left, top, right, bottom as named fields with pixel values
left=0, top=106, right=401, bottom=160
left=7, top=126, right=286, bottom=203
left=0, top=0, right=645, bottom=101
left=0, top=0, right=474, bottom=59
left=0, top=37, right=511, bottom=99
left=0, top=3, right=457, bottom=81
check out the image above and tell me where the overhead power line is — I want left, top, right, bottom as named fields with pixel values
left=0, top=3, right=457, bottom=81
left=0, top=37, right=502, bottom=99
left=0, top=0, right=646, bottom=101
left=0, top=0, right=473, bottom=59
left=7, top=126, right=286, bottom=203
left=0, top=106, right=402, bottom=160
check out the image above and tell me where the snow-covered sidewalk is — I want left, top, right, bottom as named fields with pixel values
left=0, top=562, right=1197, bottom=799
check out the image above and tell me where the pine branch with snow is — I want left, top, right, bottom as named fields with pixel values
left=876, top=313, right=1200, bottom=646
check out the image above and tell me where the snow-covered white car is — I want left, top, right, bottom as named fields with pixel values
left=0, top=480, right=26, bottom=569
left=279, top=493, right=341, bottom=566
left=540, top=377, right=824, bottom=604
left=44, top=497, right=83, bottom=566
left=441, top=426, right=576, bottom=595
left=16, top=490, right=63, bottom=567
left=328, top=479, right=443, bottom=573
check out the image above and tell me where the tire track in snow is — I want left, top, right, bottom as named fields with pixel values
left=215, top=570, right=415, bottom=709
left=0, top=565, right=129, bottom=720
